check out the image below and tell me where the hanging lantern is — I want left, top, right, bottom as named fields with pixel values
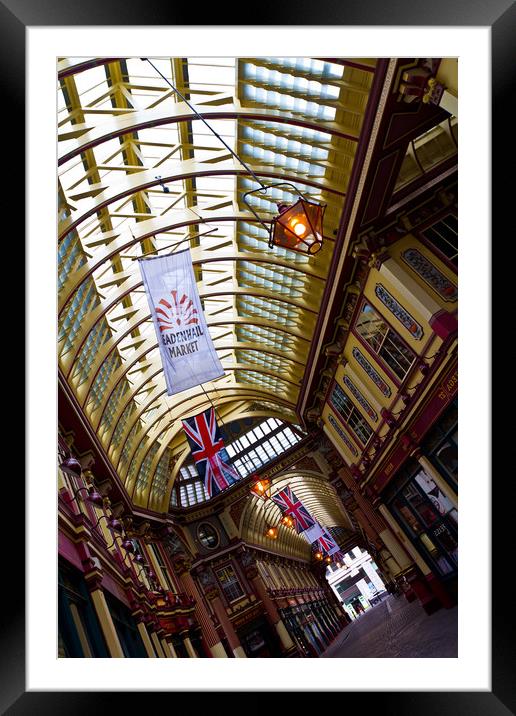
left=122, top=539, right=135, bottom=553
left=269, top=199, right=325, bottom=255
left=280, top=514, right=295, bottom=529
left=60, top=455, right=82, bottom=478
left=314, top=551, right=323, bottom=561
left=265, top=526, right=279, bottom=540
left=242, top=182, right=325, bottom=256
left=250, top=475, right=271, bottom=499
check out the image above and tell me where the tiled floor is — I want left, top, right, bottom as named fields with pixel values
left=322, top=594, right=458, bottom=658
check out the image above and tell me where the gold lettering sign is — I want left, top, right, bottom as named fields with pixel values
left=446, top=371, right=458, bottom=394
left=438, top=369, right=458, bottom=400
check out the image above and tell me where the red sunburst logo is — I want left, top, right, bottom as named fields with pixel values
left=155, top=290, right=198, bottom=332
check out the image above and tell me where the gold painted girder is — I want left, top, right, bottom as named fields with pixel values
left=60, top=276, right=318, bottom=372
left=59, top=156, right=344, bottom=242
left=59, top=240, right=327, bottom=315
left=58, top=99, right=361, bottom=165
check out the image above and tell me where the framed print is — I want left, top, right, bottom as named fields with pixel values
left=10, top=0, right=513, bottom=711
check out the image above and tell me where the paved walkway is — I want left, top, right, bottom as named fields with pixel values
left=322, top=594, right=457, bottom=658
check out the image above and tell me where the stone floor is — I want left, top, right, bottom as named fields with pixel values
left=322, top=593, right=458, bottom=658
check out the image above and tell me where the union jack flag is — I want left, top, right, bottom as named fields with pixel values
left=181, top=408, right=240, bottom=498
left=316, top=529, right=340, bottom=556
left=271, top=486, right=316, bottom=533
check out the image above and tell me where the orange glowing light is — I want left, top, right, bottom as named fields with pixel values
left=280, top=515, right=295, bottom=528
left=288, top=217, right=308, bottom=237
left=250, top=476, right=271, bottom=498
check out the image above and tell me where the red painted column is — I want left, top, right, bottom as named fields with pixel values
left=173, top=557, right=228, bottom=658
left=248, top=568, right=295, bottom=652
left=204, top=587, right=247, bottom=658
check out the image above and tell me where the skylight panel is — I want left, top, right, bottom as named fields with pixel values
left=187, top=63, right=235, bottom=87
left=73, top=64, right=110, bottom=97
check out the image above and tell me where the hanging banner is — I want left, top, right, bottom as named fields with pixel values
left=182, top=407, right=240, bottom=498
left=271, top=486, right=317, bottom=534
left=139, top=250, right=225, bottom=395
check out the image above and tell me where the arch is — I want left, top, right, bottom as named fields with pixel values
left=58, top=101, right=360, bottom=166
left=60, top=160, right=345, bottom=240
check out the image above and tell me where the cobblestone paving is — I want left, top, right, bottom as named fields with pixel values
left=322, top=595, right=458, bottom=658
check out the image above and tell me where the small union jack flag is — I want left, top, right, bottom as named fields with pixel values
left=271, top=486, right=316, bottom=533
left=316, top=529, right=340, bottom=556
left=182, top=408, right=240, bottom=498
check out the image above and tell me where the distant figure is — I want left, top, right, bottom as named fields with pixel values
left=352, top=598, right=364, bottom=615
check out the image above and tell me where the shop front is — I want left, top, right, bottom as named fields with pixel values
left=384, top=399, right=458, bottom=604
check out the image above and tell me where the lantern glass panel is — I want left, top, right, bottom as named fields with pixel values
left=271, top=199, right=325, bottom=254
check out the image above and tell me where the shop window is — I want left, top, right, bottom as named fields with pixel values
left=422, top=398, right=458, bottom=490
left=104, top=593, right=147, bottom=658
left=388, top=467, right=458, bottom=579
left=216, top=565, right=245, bottom=603
left=58, top=562, right=108, bottom=657
left=414, top=470, right=458, bottom=525
left=148, top=542, right=176, bottom=592
left=420, top=212, right=458, bottom=269
left=354, top=301, right=416, bottom=382
left=329, top=383, right=372, bottom=446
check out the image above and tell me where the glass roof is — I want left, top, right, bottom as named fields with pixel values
left=58, top=56, right=376, bottom=512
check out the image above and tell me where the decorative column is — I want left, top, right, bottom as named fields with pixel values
left=249, top=565, right=295, bottom=652
left=149, top=625, right=166, bottom=657
left=416, top=454, right=458, bottom=508
left=179, top=630, right=198, bottom=658
left=340, top=467, right=412, bottom=578
left=173, top=555, right=228, bottom=658
left=89, top=590, right=124, bottom=658
left=161, top=636, right=177, bottom=658
left=204, top=585, right=247, bottom=658
left=378, top=504, right=442, bottom=614
left=126, top=592, right=156, bottom=658
left=376, top=526, right=413, bottom=574
left=408, top=451, right=457, bottom=608
left=378, top=504, right=431, bottom=576
left=83, top=567, right=124, bottom=658
left=136, top=620, right=156, bottom=657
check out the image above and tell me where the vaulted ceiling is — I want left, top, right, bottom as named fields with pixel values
left=58, top=56, right=377, bottom=512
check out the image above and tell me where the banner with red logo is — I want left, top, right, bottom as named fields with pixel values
left=139, top=250, right=225, bottom=395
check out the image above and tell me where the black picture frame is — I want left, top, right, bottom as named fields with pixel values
left=11, top=0, right=511, bottom=711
